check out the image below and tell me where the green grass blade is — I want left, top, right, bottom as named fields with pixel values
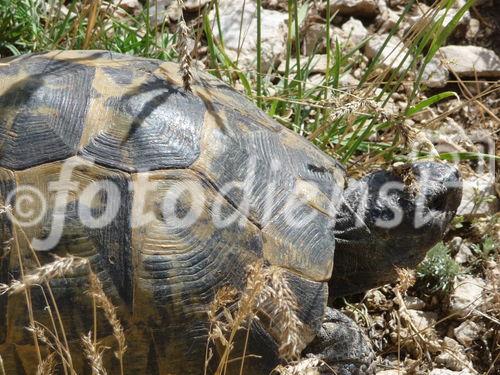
left=407, top=91, right=459, bottom=116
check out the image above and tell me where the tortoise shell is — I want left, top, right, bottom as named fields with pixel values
left=0, top=51, right=345, bottom=374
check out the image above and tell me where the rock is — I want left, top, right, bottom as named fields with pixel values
left=457, top=173, right=497, bottom=216
left=422, top=57, right=449, bottom=88
left=465, top=18, right=480, bottom=40
left=438, top=46, right=500, bottom=78
left=365, top=34, right=411, bottom=71
left=327, top=0, right=379, bottom=18
left=149, top=0, right=181, bottom=24
left=449, top=237, right=473, bottom=265
left=303, top=23, right=328, bottom=55
left=403, top=296, right=426, bottom=310
left=453, top=320, right=482, bottom=347
left=408, top=6, right=470, bottom=32
left=211, top=0, right=288, bottom=72
left=406, top=309, right=437, bottom=331
left=448, top=276, right=486, bottom=318
left=115, top=0, right=142, bottom=15
left=278, top=55, right=329, bottom=74
left=435, top=337, right=471, bottom=371
left=429, top=369, right=474, bottom=375
left=339, top=73, right=359, bottom=88
left=341, top=17, right=369, bottom=46
left=262, top=0, right=288, bottom=10
left=376, top=0, right=400, bottom=33
left=423, top=117, right=474, bottom=154
left=435, top=7, right=471, bottom=29
left=376, top=371, right=401, bottom=375
left=304, top=74, right=325, bottom=90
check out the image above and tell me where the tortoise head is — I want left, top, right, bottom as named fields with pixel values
left=330, top=161, right=462, bottom=297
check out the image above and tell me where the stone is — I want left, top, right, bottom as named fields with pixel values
left=376, top=371, right=401, bottom=375
left=211, top=0, right=288, bottom=72
left=262, top=0, right=288, bottom=10
left=116, top=0, right=142, bottom=15
left=304, top=74, right=325, bottom=91
left=465, top=18, right=480, bottom=40
left=422, top=57, right=449, bottom=88
left=341, top=17, right=369, bottom=46
left=457, top=173, right=497, bottom=216
left=278, top=55, right=330, bottom=74
left=327, top=0, right=379, bottom=18
left=435, top=338, right=471, bottom=372
left=429, top=369, right=474, bottom=375
left=453, top=320, right=482, bottom=347
left=423, top=117, right=474, bottom=154
left=376, top=0, right=400, bottom=33
left=303, top=23, right=328, bottom=55
left=406, top=309, right=437, bottom=331
left=452, top=239, right=473, bottom=265
left=448, top=276, right=486, bottom=318
left=438, top=46, right=500, bottom=78
left=365, top=34, right=411, bottom=71
left=148, top=0, right=181, bottom=24
left=408, top=6, right=470, bottom=31
left=339, top=73, right=359, bottom=88
left=403, top=296, right=426, bottom=310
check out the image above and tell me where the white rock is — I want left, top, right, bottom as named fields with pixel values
left=376, top=370, right=401, bottom=375
left=339, top=73, right=359, bottom=88
left=211, top=0, right=288, bottom=72
left=278, top=55, right=329, bottom=74
left=150, top=0, right=210, bottom=12
left=328, top=0, right=379, bottom=17
left=116, top=0, right=142, bottom=14
left=403, top=296, right=426, bottom=310
left=453, top=320, right=482, bottom=347
left=408, top=7, right=470, bottom=30
left=341, top=18, right=368, bottom=46
left=438, top=46, right=500, bottom=78
left=365, top=34, right=411, bottom=71
left=263, top=0, right=287, bottom=10
left=429, top=369, right=474, bottom=375
left=422, top=57, right=449, bottom=88
left=423, top=117, right=474, bottom=154
left=457, top=173, right=497, bottom=216
left=435, top=7, right=471, bottom=28
left=406, top=309, right=437, bottom=331
left=448, top=276, right=486, bottom=318
left=435, top=337, right=471, bottom=371
left=465, top=18, right=480, bottom=40
left=455, top=245, right=473, bottom=265
left=304, top=74, right=325, bottom=90
left=149, top=0, right=180, bottom=23
left=377, top=6, right=400, bottom=33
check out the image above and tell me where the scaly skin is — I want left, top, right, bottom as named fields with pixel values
left=330, top=161, right=462, bottom=297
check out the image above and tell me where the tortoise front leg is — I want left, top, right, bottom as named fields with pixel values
left=305, top=307, right=376, bottom=375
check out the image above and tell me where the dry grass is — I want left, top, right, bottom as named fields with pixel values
left=87, top=272, right=126, bottom=375
left=206, top=261, right=306, bottom=375
left=0, top=354, right=6, bottom=375
left=0, top=255, right=88, bottom=296
left=272, top=357, right=323, bottom=375
left=81, top=331, right=108, bottom=375
left=176, top=0, right=193, bottom=91
left=35, top=352, right=57, bottom=375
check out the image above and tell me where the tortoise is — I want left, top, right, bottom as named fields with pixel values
left=0, top=51, right=462, bottom=375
